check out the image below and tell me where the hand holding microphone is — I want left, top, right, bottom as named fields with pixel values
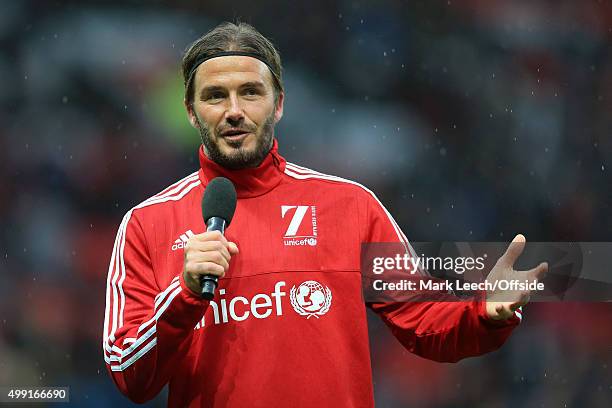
left=182, top=177, right=238, bottom=300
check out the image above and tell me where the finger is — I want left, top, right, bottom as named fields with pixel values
left=227, top=242, right=239, bottom=255
left=196, top=231, right=228, bottom=244
left=500, top=234, right=526, bottom=268
left=501, top=304, right=515, bottom=319
left=510, top=294, right=529, bottom=311
left=187, top=261, right=225, bottom=277
left=494, top=304, right=512, bottom=320
left=189, top=251, right=230, bottom=270
left=187, top=241, right=231, bottom=261
left=526, top=262, right=548, bottom=281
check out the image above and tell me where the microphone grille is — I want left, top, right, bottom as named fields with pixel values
left=201, top=177, right=237, bottom=225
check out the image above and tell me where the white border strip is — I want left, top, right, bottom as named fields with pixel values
left=103, top=173, right=201, bottom=370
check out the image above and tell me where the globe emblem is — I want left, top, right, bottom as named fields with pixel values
left=290, top=280, right=332, bottom=319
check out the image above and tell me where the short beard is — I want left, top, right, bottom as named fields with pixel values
left=197, top=113, right=275, bottom=170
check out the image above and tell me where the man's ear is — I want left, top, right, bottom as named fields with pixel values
left=274, top=91, right=284, bottom=123
left=184, top=99, right=199, bottom=129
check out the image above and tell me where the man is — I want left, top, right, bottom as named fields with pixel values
left=103, top=22, right=547, bottom=407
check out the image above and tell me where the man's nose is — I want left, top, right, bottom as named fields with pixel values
left=225, top=94, right=244, bottom=125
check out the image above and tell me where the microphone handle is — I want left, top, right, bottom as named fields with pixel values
left=200, top=217, right=227, bottom=300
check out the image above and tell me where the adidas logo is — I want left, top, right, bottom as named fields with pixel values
left=171, top=230, right=195, bottom=251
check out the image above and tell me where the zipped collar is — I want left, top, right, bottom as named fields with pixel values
left=198, top=138, right=286, bottom=198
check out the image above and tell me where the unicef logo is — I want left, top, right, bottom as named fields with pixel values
left=307, top=237, right=317, bottom=246
left=290, top=280, right=332, bottom=319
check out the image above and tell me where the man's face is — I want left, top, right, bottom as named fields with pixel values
left=186, top=56, right=284, bottom=169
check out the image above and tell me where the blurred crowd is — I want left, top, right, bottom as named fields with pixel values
left=0, top=0, right=610, bottom=406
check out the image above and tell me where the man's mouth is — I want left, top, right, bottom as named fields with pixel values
left=220, top=129, right=252, bottom=142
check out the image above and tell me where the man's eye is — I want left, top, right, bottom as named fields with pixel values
left=206, top=92, right=224, bottom=100
left=244, top=88, right=259, bottom=96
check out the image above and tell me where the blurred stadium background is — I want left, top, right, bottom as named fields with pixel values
left=0, top=0, right=610, bottom=406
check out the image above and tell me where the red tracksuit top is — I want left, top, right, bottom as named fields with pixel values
left=103, top=139, right=520, bottom=407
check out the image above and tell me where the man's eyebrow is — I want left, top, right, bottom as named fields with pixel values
left=240, top=81, right=265, bottom=89
left=199, top=82, right=266, bottom=98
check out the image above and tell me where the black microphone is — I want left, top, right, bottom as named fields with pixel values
left=200, top=177, right=237, bottom=300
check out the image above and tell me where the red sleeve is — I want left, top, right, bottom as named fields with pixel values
left=362, top=190, right=521, bottom=363
left=102, top=209, right=209, bottom=403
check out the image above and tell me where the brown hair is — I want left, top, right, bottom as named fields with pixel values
left=182, top=22, right=284, bottom=104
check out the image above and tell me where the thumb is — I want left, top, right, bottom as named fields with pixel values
left=501, top=234, right=526, bottom=268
